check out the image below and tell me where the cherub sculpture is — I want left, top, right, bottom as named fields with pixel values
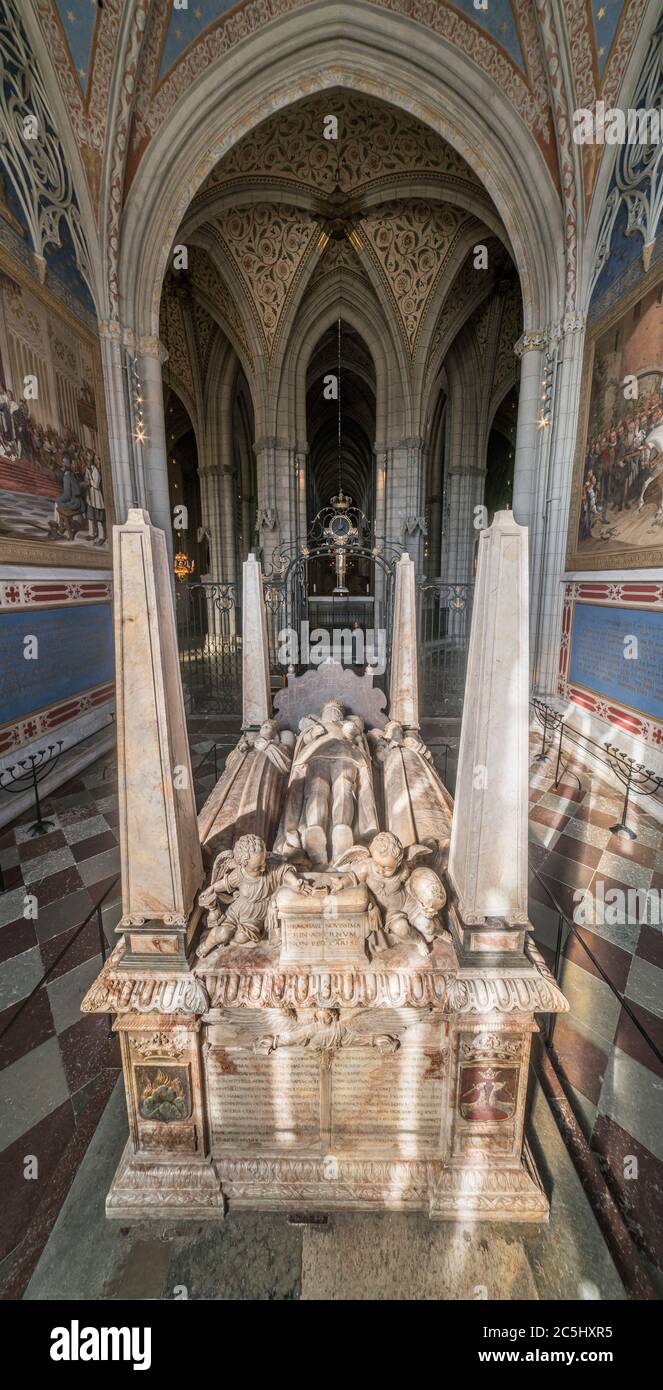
left=331, top=830, right=447, bottom=955
left=196, top=833, right=310, bottom=955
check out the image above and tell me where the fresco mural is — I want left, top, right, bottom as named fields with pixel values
left=0, top=248, right=113, bottom=568
left=566, top=268, right=663, bottom=572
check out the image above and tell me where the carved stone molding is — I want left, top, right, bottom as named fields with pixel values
left=130, top=1030, right=190, bottom=1061
left=189, top=246, right=254, bottom=371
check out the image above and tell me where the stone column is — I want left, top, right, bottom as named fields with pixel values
left=448, top=511, right=530, bottom=947
left=137, top=339, right=174, bottom=563
left=98, top=322, right=138, bottom=523
left=114, top=508, right=203, bottom=967
left=389, top=553, right=419, bottom=729
left=242, top=552, right=272, bottom=730
left=385, top=438, right=427, bottom=571
left=511, top=329, right=547, bottom=574
left=530, top=318, right=585, bottom=696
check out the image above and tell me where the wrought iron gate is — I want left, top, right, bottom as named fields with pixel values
left=175, top=580, right=241, bottom=715
left=417, top=580, right=473, bottom=717
left=176, top=569, right=473, bottom=719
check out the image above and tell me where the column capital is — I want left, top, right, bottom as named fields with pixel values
left=137, top=335, right=169, bottom=365
left=514, top=330, right=547, bottom=358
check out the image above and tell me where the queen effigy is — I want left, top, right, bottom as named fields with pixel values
left=82, top=511, right=567, bottom=1220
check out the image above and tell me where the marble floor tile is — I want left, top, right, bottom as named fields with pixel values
left=0, top=945, right=44, bottom=1013
left=33, top=889, right=93, bottom=943
left=0, top=1036, right=70, bottom=1152
left=61, top=815, right=111, bottom=845
left=46, top=955, right=104, bottom=1034
left=625, top=956, right=663, bottom=1021
left=558, top=959, right=622, bottom=1047
left=76, top=848, right=121, bottom=888
left=562, top=818, right=612, bottom=850
left=598, top=1048, right=663, bottom=1164
left=596, top=852, right=653, bottom=891
left=20, top=847, right=75, bottom=886
left=0, top=887, right=30, bottom=929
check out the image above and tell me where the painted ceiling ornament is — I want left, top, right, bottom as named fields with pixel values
left=590, top=13, right=663, bottom=298
left=189, top=246, right=254, bottom=371
left=198, top=90, right=484, bottom=202
left=0, top=0, right=94, bottom=297
left=210, top=203, right=319, bottom=358
left=360, top=201, right=471, bottom=356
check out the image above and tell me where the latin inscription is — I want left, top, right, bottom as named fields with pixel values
left=208, top=1049, right=320, bottom=1149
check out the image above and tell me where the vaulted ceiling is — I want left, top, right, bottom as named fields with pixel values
left=37, top=0, right=644, bottom=217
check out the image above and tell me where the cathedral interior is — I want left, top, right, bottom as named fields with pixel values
left=0, top=0, right=662, bottom=1317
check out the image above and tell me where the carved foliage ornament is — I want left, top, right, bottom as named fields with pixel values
left=0, top=0, right=94, bottom=297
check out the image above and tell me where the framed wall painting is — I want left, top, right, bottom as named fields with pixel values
left=565, top=263, right=663, bottom=573
left=0, top=245, right=114, bottom=569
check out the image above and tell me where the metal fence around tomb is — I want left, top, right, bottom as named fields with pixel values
left=175, top=575, right=473, bottom=719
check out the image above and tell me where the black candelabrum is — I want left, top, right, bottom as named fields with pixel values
left=0, top=741, right=64, bottom=836
left=604, top=744, right=663, bottom=840
left=532, top=697, right=564, bottom=763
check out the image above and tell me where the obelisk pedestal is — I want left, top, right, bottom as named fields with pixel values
left=389, top=552, right=419, bottom=730
left=113, top=509, right=203, bottom=968
left=447, top=510, right=530, bottom=962
left=242, top=552, right=272, bottom=730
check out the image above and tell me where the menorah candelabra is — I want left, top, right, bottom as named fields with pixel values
left=532, top=697, right=564, bottom=763
left=604, top=744, right=663, bottom=840
left=0, top=742, right=64, bottom=836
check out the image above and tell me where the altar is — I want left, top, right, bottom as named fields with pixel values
left=82, top=511, right=567, bottom=1221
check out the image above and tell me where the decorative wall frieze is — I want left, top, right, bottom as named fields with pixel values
left=589, top=15, right=663, bottom=301
left=0, top=0, right=94, bottom=298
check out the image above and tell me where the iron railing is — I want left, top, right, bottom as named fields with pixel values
left=417, top=580, right=474, bottom=717
left=175, top=580, right=241, bottom=715
left=175, top=573, right=474, bottom=720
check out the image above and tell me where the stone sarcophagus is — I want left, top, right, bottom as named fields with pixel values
left=82, top=516, right=568, bottom=1221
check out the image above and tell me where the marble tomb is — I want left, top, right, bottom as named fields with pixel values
left=82, top=510, right=567, bottom=1220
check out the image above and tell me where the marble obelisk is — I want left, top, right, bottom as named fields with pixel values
left=242, top=552, right=272, bottom=730
left=448, top=511, right=529, bottom=951
left=114, top=508, right=203, bottom=967
left=389, top=552, right=419, bottom=729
